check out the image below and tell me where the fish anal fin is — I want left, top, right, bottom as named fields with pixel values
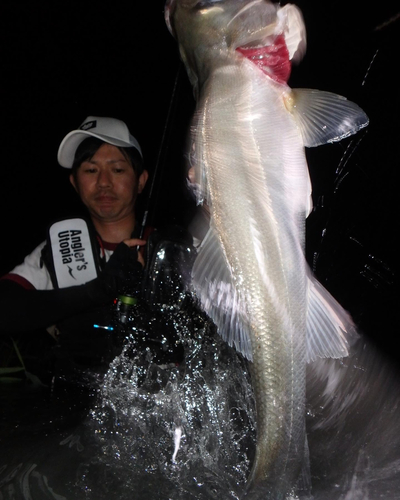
left=288, top=88, right=369, bottom=147
left=191, top=226, right=253, bottom=361
left=306, top=274, right=359, bottom=363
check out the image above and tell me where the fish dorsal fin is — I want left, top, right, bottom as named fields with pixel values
left=285, top=88, right=369, bottom=148
left=191, top=225, right=253, bottom=361
left=306, top=274, right=358, bottom=363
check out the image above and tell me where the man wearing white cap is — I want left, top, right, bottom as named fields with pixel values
left=59, top=116, right=148, bottom=247
left=0, top=116, right=151, bottom=369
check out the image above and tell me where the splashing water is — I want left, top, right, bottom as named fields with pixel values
left=76, top=306, right=256, bottom=500
left=1, top=18, right=399, bottom=500
left=1, top=285, right=400, bottom=500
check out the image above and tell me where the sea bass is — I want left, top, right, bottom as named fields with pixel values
left=165, top=1, right=368, bottom=498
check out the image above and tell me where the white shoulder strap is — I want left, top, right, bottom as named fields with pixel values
left=48, top=218, right=98, bottom=288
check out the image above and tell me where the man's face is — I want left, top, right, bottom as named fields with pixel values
left=70, top=143, right=147, bottom=223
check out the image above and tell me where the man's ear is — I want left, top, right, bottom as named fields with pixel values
left=69, top=173, right=78, bottom=192
left=138, top=170, right=149, bottom=194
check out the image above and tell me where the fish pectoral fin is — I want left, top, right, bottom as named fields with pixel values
left=306, top=274, right=359, bottom=363
left=191, top=225, right=253, bottom=361
left=287, top=88, right=369, bottom=147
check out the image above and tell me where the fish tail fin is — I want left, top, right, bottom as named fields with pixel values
left=285, top=88, right=369, bottom=147
left=306, top=274, right=359, bottom=363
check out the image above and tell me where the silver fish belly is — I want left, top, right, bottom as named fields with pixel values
left=194, top=58, right=309, bottom=497
left=166, top=0, right=368, bottom=497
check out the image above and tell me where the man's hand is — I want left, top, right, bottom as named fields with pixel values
left=122, top=238, right=146, bottom=266
left=87, top=240, right=146, bottom=302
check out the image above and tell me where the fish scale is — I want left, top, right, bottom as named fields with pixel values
left=201, top=64, right=308, bottom=496
left=166, top=1, right=367, bottom=497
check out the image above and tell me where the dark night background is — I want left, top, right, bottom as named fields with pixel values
left=0, top=2, right=398, bottom=361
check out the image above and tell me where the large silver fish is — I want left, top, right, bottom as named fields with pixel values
left=165, top=1, right=368, bottom=498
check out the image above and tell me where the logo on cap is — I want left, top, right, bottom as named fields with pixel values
left=80, top=120, right=97, bottom=131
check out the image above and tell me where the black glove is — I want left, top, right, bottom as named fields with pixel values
left=0, top=245, right=143, bottom=333
left=87, top=243, right=144, bottom=302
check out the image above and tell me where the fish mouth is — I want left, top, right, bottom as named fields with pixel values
left=225, top=0, right=289, bottom=83
left=236, top=34, right=291, bottom=84
left=228, top=0, right=279, bottom=50
left=226, top=0, right=266, bottom=28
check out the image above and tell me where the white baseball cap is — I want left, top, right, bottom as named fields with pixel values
left=57, top=116, right=143, bottom=168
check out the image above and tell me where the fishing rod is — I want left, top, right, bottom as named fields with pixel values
left=138, top=62, right=184, bottom=241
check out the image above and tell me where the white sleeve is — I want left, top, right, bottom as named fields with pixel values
left=8, top=241, right=54, bottom=291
